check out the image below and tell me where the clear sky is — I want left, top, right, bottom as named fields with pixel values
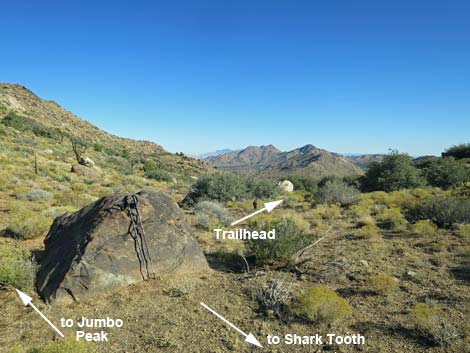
left=1, top=0, right=469, bottom=156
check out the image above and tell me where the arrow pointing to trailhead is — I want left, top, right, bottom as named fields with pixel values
left=15, top=289, right=65, bottom=337
left=200, top=302, right=263, bottom=348
left=230, top=200, right=283, bottom=226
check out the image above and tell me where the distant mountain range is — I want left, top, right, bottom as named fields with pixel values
left=198, top=148, right=242, bottom=159
left=204, top=144, right=371, bottom=178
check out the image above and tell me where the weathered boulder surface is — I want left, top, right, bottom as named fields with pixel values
left=278, top=180, right=294, bottom=193
left=36, top=190, right=208, bottom=304
left=79, top=156, right=95, bottom=167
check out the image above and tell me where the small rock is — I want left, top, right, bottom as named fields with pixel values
left=406, top=271, right=417, bottom=278
left=359, top=260, right=369, bottom=267
left=79, top=156, right=95, bottom=168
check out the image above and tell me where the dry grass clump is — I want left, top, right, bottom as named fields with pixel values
left=294, top=286, right=352, bottom=324
left=411, top=303, right=459, bottom=347
left=411, top=220, right=438, bottom=236
left=355, top=223, right=381, bottom=240
left=376, top=207, right=408, bottom=232
left=364, top=273, right=399, bottom=295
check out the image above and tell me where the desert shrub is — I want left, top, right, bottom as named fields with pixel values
left=355, top=224, right=381, bottom=240
left=286, top=175, right=318, bottom=194
left=194, top=201, right=232, bottom=230
left=10, top=338, right=97, bottom=353
left=364, top=274, right=399, bottom=295
left=1, top=112, right=57, bottom=139
left=315, top=179, right=360, bottom=206
left=0, top=247, right=36, bottom=290
left=16, top=188, right=53, bottom=201
left=376, top=207, right=408, bottom=232
left=249, top=275, right=293, bottom=319
left=419, top=157, right=470, bottom=189
left=411, top=220, right=438, bottom=236
left=93, top=143, right=104, bottom=152
left=362, top=151, right=426, bottom=192
left=143, top=159, right=158, bottom=172
left=184, top=173, right=247, bottom=204
left=411, top=303, right=459, bottom=346
left=407, top=195, right=470, bottom=228
left=246, top=214, right=311, bottom=265
left=294, top=286, right=352, bottom=323
left=145, top=168, right=173, bottom=182
left=246, top=178, right=278, bottom=199
left=442, top=143, right=470, bottom=160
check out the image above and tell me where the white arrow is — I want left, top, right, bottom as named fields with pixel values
left=15, top=289, right=65, bottom=338
left=231, top=200, right=283, bottom=226
left=200, top=302, right=262, bottom=348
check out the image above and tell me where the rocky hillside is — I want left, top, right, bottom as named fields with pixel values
left=206, top=144, right=363, bottom=177
left=0, top=83, right=213, bottom=177
left=346, top=154, right=385, bottom=170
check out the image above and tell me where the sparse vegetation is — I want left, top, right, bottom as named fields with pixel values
left=294, top=286, right=352, bottom=323
left=0, top=247, right=35, bottom=290
left=411, top=220, right=438, bottom=236
left=10, top=338, right=97, bottom=353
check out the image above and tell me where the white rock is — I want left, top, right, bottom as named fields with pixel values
left=278, top=180, right=294, bottom=193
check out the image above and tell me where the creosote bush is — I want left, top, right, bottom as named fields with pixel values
left=355, top=223, right=381, bottom=241
left=365, top=274, right=399, bottom=295
left=294, top=286, right=352, bottom=324
left=0, top=247, right=36, bottom=290
left=246, top=214, right=311, bottom=265
left=5, top=209, right=52, bottom=239
left=457, top=224, right=470, bottom=240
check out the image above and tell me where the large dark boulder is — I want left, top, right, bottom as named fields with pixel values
left=36, top=190, right=208, bottom=304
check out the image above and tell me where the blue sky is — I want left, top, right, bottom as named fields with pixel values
left=1, top=0, right=469, bottom=156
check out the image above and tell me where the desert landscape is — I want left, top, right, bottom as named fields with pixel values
left=0, top=84, right=469, bottom=352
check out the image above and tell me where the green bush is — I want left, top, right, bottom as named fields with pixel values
left=1, top=112, right=58, bottom=139
left=285, top=175, right=318, bottom=194
left=442, top=143, right=470, bottom=160
left=376, top=207, right=408, bottom=232
left=5, top=210, right=52, bottom=240
left=246, top=214, right=311, bottom=265
left=419, top=157, right=470, bottom=189
left=0, top=247, right=36, bottom=290
left=294, top=286, right=352, bottom=323
left=315, top=179, right=360, bottom=206
left=246, top=178, right=278, bottom=199
left=407, top=195, right=470, bottom=228
left=362, top=151, right=426, bottom=192
left=184, top=173, right=247, bottom=204
left=194, top=201, right=232, bottom=230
